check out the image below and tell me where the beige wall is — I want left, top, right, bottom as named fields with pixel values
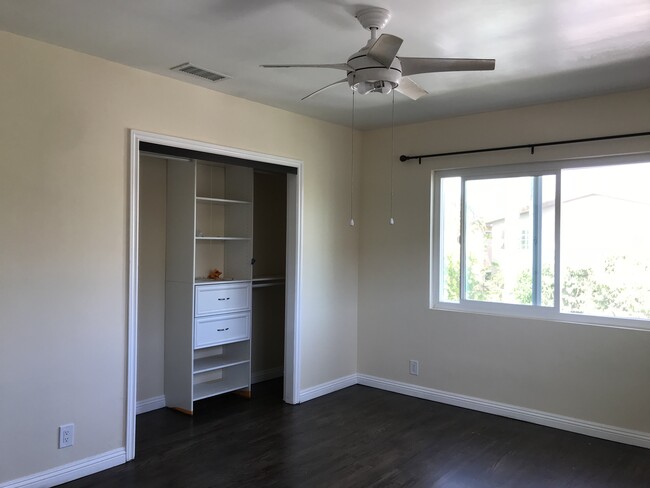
left=0, top=31, right=358, bottom=483
left=358, top=88, right=650, bottom=432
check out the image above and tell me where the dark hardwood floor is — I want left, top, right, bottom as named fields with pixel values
left=62, top=380, right=650, bottom=487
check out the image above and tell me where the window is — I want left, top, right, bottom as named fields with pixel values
left=432, top=155, right=650, bottom=327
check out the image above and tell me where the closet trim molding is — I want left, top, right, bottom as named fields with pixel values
left=127, top=130, right=303, bottom=461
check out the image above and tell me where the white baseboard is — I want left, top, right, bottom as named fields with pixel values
left=252, top=367, right=284, bottom=384
left=299, top=374, right=357, bottom=403
left=0, top=448, right=125, bottom=488
left=136, top=395, right=166, bottom=415
left=358, top=374, right=650, bottom=450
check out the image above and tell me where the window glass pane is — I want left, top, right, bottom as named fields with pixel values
left=560, top=162, right=650, bottom=319
left=464, top=177, right=534, bottom=305
left=440, top=177, right=461, bottom=302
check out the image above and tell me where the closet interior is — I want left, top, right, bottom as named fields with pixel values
left=137, top=148, right=288, bottom=415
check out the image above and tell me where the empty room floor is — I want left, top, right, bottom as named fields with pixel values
left=61, top=380, right=650, bottom=487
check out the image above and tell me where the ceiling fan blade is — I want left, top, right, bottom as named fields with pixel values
left=301, top=78, right=348, bottom=100
left=367, top=34, right=403, bottom=68
left=395, top=76, right=428, bottom=100
left=261, top=63, right=350, bottom=71
left=400, top=57, right=495, bottom=76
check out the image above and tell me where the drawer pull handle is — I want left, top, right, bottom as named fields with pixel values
left=217, top=327, right=230, bottom=332
left=217, top=297, right=230, bottom=301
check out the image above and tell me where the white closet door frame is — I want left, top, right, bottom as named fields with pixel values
left=127, top=130, right=303, bottom=461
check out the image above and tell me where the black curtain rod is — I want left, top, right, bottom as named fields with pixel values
left=399, top=131, right=650, bottom=164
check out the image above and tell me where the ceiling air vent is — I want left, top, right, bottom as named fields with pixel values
left=170, top=62, right=230, bottom=82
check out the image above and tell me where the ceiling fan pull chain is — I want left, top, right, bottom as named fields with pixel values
left=389, top=90, right=395, bottom=225
left=350, top=90, right=356, bottom=227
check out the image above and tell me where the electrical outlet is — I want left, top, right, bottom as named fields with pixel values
left=59, top=424, right=74, bottom=449
left=409, top=359, right=419, bottom=376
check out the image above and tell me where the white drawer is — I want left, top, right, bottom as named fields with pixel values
left=195, top=282, right=251, bottom=316
left=194, top=312, right=250, bottom=348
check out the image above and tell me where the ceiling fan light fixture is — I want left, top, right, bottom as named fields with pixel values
left=353, top=80, right=396, bottom=95
left=380, top=81, right=394, bottom=95
left=353, top=81, right=372, bottom=95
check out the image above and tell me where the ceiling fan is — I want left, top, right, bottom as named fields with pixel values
left=261, top=7, right=495, bottom=101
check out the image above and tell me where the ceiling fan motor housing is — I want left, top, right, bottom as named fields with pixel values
left=347, top=49, right=402, bottom=94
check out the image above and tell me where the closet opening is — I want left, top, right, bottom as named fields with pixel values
left=127, top=131, right=302, bottom=460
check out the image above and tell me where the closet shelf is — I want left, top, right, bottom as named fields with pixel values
left=194, top=357, right=250, bottom=374
left=193, top=379, right=249, bottom=401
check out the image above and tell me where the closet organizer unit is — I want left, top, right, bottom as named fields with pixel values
left=164, top=160, right=253, bottom=414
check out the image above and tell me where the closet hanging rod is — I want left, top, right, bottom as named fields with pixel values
left=140, top=151, right=192, bottom=163
left=399, top=131, right=650, bottom=164
left=252, top=282, right=285, bottom=289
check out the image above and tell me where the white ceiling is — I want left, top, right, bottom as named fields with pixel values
left=1, top=0, right=649, bottom=130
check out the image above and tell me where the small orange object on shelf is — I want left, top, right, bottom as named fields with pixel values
left=208, top=268, right=223, bottom=280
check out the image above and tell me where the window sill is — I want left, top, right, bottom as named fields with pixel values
left=430, top=301, right=650, bottom=332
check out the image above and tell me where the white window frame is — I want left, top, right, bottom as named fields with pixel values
left=430, top=152, right=650, bottom=331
